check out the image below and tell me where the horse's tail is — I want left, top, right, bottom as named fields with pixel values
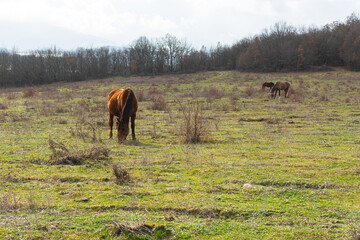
left=120, top=88, right=134, bottom=124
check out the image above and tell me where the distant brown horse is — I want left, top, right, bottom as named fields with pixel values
left=271, top=81, right=290, bottom=98
left=262, top=82, right=274, bottom=91
left=108, top=88, right=138, bottom=143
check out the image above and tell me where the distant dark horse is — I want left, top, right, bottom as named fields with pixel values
left=262, top=82, right=274, bottom=91
left=271, top=81, right=290, bottom=98
left=107, top=88, right=138, bottom=143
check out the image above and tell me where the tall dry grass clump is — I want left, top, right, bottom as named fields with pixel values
left=136, top=89, right=146, bottom=102
left=112, top=164, right=130, bottom=185
left=23, top=88, right=36, bottom=98
left=244, top=86, right=257, bottom=97
left=288, top=86, right=305, bottom=102
left=48, top=138, right=110, bottom=165
left=148, top=87, right=162, bottom=95
left=148, top=96, right=167, bottom=111
left=0, top=193, right=21, bottom=211
left=202, top=87, right=225, bottom=99
left=177, top=101, right=212, bottom=143
left=7, top=93, right=18, bottom=100
left=70, top=121, right=103, bottom=142
left=0, top=102, right=8, bottom=110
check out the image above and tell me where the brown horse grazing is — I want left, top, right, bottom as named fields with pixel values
left=262, top=82, right=274, bottom=91
left=107, top=88, right=138, bottom=143
left=271, top=81, right=290, bottom=98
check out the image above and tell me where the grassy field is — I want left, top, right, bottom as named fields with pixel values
left=0, top=70, right=359, bottom=239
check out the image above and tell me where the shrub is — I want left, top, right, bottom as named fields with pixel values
left=203, top=87, right=225, bottom=99
left=58, top=119, right=68, bottom=124
left=70, top=121, right=103, bottom=142
left=148, top=96, right=167, bottom=111
left=319, top=95, right=329, bottom=101
left=136, top=90, right=146, bottom=101
left=7, top=93, right=17, bottom=100
left=112, top=164, right=130, bottom=185
left=0, top=192, right=22, bottom=211
left=148, top=87, right=162, bottom=95
left=23, top=88, right=36, bottom=98
left=112, top=223, right=171, bottom=239
left=178, top=101, right=211, bottom=143
left=289, top=87, right=305, bottom=102
left=48, top=138, right=110, bottom=165
left=244, top=86, right=256, bottom=97
left=0, top=102, right=8, bottom=110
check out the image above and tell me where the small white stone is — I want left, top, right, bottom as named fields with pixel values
left=243, top=183, right=254, bottom=189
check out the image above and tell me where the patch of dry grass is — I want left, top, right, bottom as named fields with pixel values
left=110, top=223, right=171, bottom=239
left=0, top=102, right=8, bottom=110
left=148, top=96, right=167, bottom=111
left=177, top=100, right=212, bottom=143
left=112, top=164, right=130, bottom=185
left=23, top=88, right=36, bottom=98
left=48, top=138, right=110, bottom=165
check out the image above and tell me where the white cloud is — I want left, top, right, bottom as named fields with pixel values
left=0, top=0, right=357, bottom=50
left=285, top=0, right=300, bottom=10
left=139, top=14, right=178, bottom=35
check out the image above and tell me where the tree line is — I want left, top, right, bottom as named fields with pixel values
left=1, top=13, right=360, bottom=87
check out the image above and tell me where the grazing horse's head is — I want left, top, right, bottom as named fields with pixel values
left=262, top=82, right=274, bottom=91
left=117, top=119, right=129, bottom=143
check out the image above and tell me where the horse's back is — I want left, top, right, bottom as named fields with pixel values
left=108, top=88, right=137, bottom=117
left=283, top=81, right=290, bottom=89
left=274, top=81, right=290, bottom=89
left=108, top=89, right=124, bottom=116
left=108, top=89, right=123, bottom=101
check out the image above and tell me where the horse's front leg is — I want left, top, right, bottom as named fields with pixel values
left=131, top=113, right=136, bottom=141
left=274, top=90, right=278, bottom=98
left=108, top=113, right=114, bottom=138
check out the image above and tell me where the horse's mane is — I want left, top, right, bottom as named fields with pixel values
left=270, top=85, right=276, bottom=93
left=120, top=88, right=134, bottom=124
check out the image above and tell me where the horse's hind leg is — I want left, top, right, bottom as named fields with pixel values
left=108, top=113, right=114, bottom=138
left=131, top=113, right=136, bottom=141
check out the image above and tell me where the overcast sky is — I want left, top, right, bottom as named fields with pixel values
left=0, top=0, right=359, bottom=51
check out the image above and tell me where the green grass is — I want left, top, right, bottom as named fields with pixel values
left=0, top=70, right=360, bottom=239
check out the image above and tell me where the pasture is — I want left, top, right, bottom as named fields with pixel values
left=0, top=70, right=359, bottom=239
